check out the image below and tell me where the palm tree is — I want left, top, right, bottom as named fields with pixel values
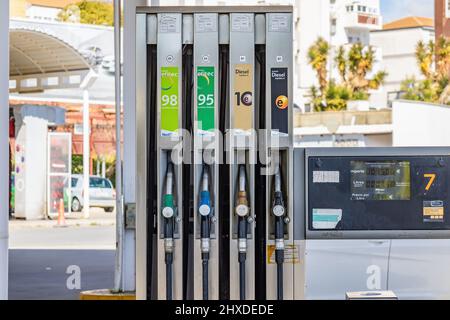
left=308, top=37, right=330, bottom=98
left=335, top=46, right=347, bottom=84
left=337, top=43, right=387, bottom=94
left=415, top=40, right=434, bottom=79
left=407, top=37, right=450, bottom=105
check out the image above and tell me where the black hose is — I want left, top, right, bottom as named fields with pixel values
left=201, top=216, right=210, bottom=300
left=239, top=256, right=246, bottom=300
left=164, top=217, right=174, bottom=300
left=275, top=215, right=285, bottom=301
left=202, top=256, right=209, bottom=300
left=238, top=216, right=247, bottom=300
left=165, top=252, right=173, bottom=301
left=276, top=260, right=283, bottom=300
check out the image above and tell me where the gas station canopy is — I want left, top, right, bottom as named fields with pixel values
left=9, top=28, right=91, bottom=94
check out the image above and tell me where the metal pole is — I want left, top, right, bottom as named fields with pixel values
left=0, top=0, right=9, bottom=301
left=114, top=0, right=124, bottom=293
left=83, top=89, right=90, bottom=219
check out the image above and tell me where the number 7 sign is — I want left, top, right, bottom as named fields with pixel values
left=424, top=174, right=436, bottom=191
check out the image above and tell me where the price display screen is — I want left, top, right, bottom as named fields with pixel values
left=351, top=161, right=411, bottom=201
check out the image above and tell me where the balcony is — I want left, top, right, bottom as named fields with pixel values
left=341, top=11, right=383, bottom=31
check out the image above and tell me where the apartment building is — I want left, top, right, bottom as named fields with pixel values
left=370, top=17, right=435, bottom=108
left=296, top=0, right=382, bottom=111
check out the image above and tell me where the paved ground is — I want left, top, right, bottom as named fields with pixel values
left=8, top=209, right=116, bottom=300
left=9, top=249, right=115, bottom=300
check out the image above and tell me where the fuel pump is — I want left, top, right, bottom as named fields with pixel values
left=228, top=13, right=256, bottom=300
left=263, top=12, right=294, bottom=300
left=193, top=12, right=220, bottom=301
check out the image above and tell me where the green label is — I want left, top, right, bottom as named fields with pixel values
left=161, top=66, right=179, bottom=136
left=197, top=66, right=215, bottom=132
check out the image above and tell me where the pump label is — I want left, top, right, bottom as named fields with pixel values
left=271, top=68, right=289, bottom=135
left=423, top=201, right=445, bottom=223
left=233, top=64, right=253, bottom=131
left=267, top=245, right=300, bottom=264
left=197, top=66, right=215, bottom=133
left=268, top=14, right=290, bottom=33
left=195, top=14, right=217, bottom=33
left=161, top=67, right=179, bottom=136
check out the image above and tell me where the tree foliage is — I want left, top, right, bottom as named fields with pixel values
left=58, top=1, right=114, bottom=26
left=402, top=36, right=450, bottom=105
left=307, top=38, right=387, bottom=112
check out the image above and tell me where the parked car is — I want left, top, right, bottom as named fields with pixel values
left=102, top=55, right=115, bottom=70
left=71, top=175, right=115, bottom=213
left=79, top=46, right=104, bottom=66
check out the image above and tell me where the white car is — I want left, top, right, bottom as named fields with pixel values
left=102, top=55, right=115, bottom=70
left=71, top=175, right=116, bottom=213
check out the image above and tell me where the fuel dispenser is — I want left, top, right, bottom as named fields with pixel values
left=135, top=6, right=294, bottom=301
left=192, top=13, right=220, bottom=301
left=293, top=147, right=450, bottom=300
left=228, top=13, right=257, bottom=301
left=261, top=13, right=294, bottom=301
left=156, top=13, right=185, bottom=300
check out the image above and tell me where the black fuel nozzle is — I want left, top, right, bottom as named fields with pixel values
left=272, top=165, right=286, bottom=300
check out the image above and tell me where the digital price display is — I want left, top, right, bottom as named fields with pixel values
left=351, top=161, right=411, bottom=201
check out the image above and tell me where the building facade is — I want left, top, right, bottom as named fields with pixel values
left=435, top=0, right=450, bottom=40
left=370, top=17, right=435, bottom=108
left=296, top=0, right=382, bottom=111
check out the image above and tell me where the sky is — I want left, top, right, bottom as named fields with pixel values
left=380, top=0, right=434, bottom=23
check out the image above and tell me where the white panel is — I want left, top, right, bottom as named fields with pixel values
left=389, top=239, right=450, bottom=299
left=0, top=0, right=9, bottom=301
left=305, top=240, right=390, bottom=300
left=123, top=0, right=147, bottom=293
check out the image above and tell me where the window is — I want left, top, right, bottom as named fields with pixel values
left=71, top=178, right=78, bottom=188
left=90, top=177, right=112, bottom=189
left=331, top=18, right=337, bottom=36
left=447, top=0, right=450, bottom=18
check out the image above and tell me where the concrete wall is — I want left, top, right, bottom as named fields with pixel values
left=0, top=0, right=9, bottom=301
left=393, top=100, right=450, bottom=147
left=370, top=27, right=435, bottom=108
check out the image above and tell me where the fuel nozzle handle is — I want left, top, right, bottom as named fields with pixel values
left=235, top=165, right=250, bottom=218
left=199, top=166, right=212, bottom=256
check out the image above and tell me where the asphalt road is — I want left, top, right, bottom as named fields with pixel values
left=9, top=225, right=116, bottom=300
